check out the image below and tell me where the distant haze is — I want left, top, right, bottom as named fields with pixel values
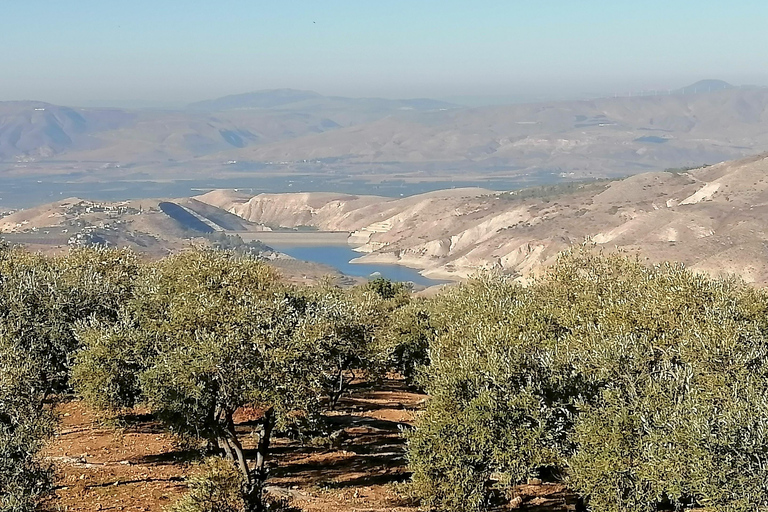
left=2, top=0, right=768, bottom=107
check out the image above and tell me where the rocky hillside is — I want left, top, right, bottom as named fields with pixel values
left=0, top=90, right=455, bottom=163
left=0, top=195, right=265, bottom=256
left=0, top=102, right=134, bottom=161
left=198, top=153, right=768, bottom=285
left=4, top=85, right=768, bottom=188
left=209, top=87, right=768, bottom=177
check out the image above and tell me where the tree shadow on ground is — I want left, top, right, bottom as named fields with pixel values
left=83, top=476, right=186, bottom=490
left=337, top=396, right=418, bottom=413
left=270, top=451, right=405, bottom=478
left=325, top=413, right=408, bottom=431
left=106, top=411, right=167, bottom=435
left=266, top=382, right=420, bottom=488
left=320, top=471, right=412, bottom=489
left=123, top=379, right=421, bottom=492
left=131, top=449, right=205, bottom=466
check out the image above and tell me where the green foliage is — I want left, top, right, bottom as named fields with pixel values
left=365, top=277, right=409, bottom=300
left=170, top=457, right=247, bottom=512
left=293, top=284, right=384, bottom=408
left=0, top=246, right=413, bottom=510
left=206, top=232, right=272, bottom=257
left=408, top=249, right=768, bottom=512
left=14, top=240, right=768, bottom=512
left=663, top=164, right=710, bottom=175
left=73, top=250, right=393, bottom=507
left=0, top=334, right=55, bottom=512
left=72, top=251, right=306, bottom=504
left=0, top=246, right=140, bottom=392
left=494, top=179, right=614, bottom=202
left=0, top=245, right=138, bottom=511
left=407, top=276, right=573, bottom=510
left=72, top=314, right=156, bottom=413
left=381, top=301, right=434, bottom=386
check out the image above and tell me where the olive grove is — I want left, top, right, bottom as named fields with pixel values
left=407, top=249, right=768, bottom=512
left=4, top=243, right=768, bottom=512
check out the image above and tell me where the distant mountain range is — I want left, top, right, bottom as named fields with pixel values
left=0, top=89, right=457, bottom=163
left=672, top=79, right=734, bottom=95
left=204, top=84, right=768, bottom=176
left=187, top=88, right=456, bottom=112
left=1, top=81, right=767, bottom=184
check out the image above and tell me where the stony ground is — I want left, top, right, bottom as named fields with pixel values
left=45, top=380, right=574, bottom=511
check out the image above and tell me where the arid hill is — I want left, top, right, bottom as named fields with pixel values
left=209, top=87, right=768, bottom=177
left=197, top=153, right=768, bottom=285
left=0, top=195, right=265, bottom=256
left=0, top=90, right=456, bottom=164
left=3, top=85, right=768, bottom=191
left=6, top=152, right=768, bottom=286
left=0, top=102, right=134, bottom=161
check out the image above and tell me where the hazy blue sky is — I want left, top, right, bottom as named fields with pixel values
left=2, top=0, right=767, bottom=106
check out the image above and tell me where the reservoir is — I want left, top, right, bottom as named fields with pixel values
left=270, top=244, right=445, bottom=287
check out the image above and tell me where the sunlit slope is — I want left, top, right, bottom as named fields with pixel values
left=199, top=153, right=768, bottom=284
left=0, top=90, right=456, bottom=163
left=0, top=195, right=261, bottom=255
left=210, top=88, right=768, bottom=176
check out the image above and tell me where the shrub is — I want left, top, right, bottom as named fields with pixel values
left=171, top=457, right=247, bottom=512
left=407, top=276, right=573, bottom=510
left=72, top=314, right=156, bottom=413
left=0, top=246, right=140, bottom=393
left=74, top=250, right=388, bottom=507
left=365, top=277, right=409, bottom=300
left=0, top=334, right=55, bottom=512
left=294, top=284, right=386, bottom=408
left=407, top=249, right=768, bottom=511
left=382, top=301, right=435, bottom=386
left=0, top=246, right=138, bottom=510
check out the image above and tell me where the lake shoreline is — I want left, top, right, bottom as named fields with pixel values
left=268, top=243, right=449, bottom=287
left=235, top=230, right=463, bottom=285
left=236, top=230, right=351, bottom=246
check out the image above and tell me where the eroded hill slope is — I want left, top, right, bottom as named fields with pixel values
left=199, top=153, right=768, bottom=284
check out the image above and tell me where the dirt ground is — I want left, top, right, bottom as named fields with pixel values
left=45, top=380, right=574, bottom=512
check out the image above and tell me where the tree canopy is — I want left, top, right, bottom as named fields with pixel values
left=407, top=249, right=768, bottom=512
left=5, top=243, right=768, bottom=512
left=73, top=250, right=395, bottom=508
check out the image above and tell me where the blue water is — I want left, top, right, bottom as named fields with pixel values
left=272, top=245, right=446, bottom=287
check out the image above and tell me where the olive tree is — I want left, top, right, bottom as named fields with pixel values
left=380, top=300, right=435, bottom=387
left=407, top=275, right=572, bottom=511
left=171, top=457, right=247, bottom=512
left=74, top=250, right=386, bottom=509
left=75, top=251, right=296, bottom=504
left=408, top=249, right=768, bottom=512
left=0, top=333, right=55, bottom=512
left=296, top=283, right=395, bottom=408
left=0, top=246, right=140, bottom=393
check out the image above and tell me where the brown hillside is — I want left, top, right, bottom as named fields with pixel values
left=198, top=153, right=768, bottom=285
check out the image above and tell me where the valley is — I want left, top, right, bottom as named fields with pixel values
left=7, top=4, right=768, bottom=511
left=5, top=152, right=768, bottom=288
left=3, top=83, right=768, bottom=211
left=192, top=152, right=768, bottom=285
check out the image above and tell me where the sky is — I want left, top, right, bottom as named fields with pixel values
left=1, top=0, right=768, bottom=107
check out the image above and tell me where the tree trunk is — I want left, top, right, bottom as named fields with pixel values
left=220, top=409, right=270, bottom=512
left=254, top=407, right=274, bottom=480
left=217, top=436, right=234, bottom=461
left=330, top=367, right=354, bottom=409
left=224, top=410, right=251, bottom=485
left=330, top=369, right=344, bottom=410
